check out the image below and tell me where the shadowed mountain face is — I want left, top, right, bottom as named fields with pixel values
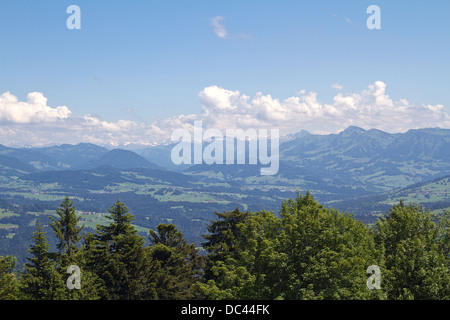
left=0, top=144, right=161, bottom=172
left=0, top=154, right=37, bottom=176
left=75, top=149, right=164, bottom=170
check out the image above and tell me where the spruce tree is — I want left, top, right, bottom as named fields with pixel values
left=19, top=221, right=64, bottom=300
left=49, top=197, right=101, bottom=300
left=89, top=198, right=157, bottom=300
left=49, top=196, right=84, bottom=259
left=149, top=224, right=204, bottom=299
left=0, top=255, right=19, bottom=300
left=202, top=207, right=249, bottom=280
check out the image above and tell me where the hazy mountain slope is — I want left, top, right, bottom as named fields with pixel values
left=0, top=145, right=64, bottom=171
left=75, top=149, right=164, bottom=170
left=137, top=143, right=189, bottom=172
left=279, top=127, right=450, bottom=191
left=0, top=154, right=37, bottom=177
left=334, top=175, right=450, bottom=223
left=35, top=143, right=109, bottom=168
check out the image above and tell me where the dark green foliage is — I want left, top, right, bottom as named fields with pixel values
left=202, top=208, right=250, bottom=279
left=49, top=196, right=84, bottom=258
left=148, top=224, right=204, bottom=299
left=6, top=193, right=450, bottom=300
left=0, top=255, right=19, bottom=300
left=19, top=221, right=64, bottom=300
left=49, top=197, right=100, bottom=300
left=87, top=198, right=158, bottom=300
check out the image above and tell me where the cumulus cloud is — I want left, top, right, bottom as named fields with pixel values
left=196, top=81, right=450, bottom=135
left=0, top=91, right=71, bottom=124
left=0, top=81, right=449, bottom=147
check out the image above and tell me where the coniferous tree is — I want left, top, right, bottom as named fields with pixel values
left=0, top=255, right=19, bottom=300
left=49, top=196, right=84, bottom=260
left=149, top=224, right=204, bottom=299
left=199, top=209, right=283, bottom=299
left=49, top=198, right=100, bottom=300
left=19, top=221, right=64, bottom=300
left=202, top=208, right=250, bottom=280
left=88, top=198, right=157, bottom=300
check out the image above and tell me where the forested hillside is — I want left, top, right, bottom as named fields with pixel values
left=1, top=193, right=449, bottom=300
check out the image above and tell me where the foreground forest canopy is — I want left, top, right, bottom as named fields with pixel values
left=1, top=193, right=449, bottom=300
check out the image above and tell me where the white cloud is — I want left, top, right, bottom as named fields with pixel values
left=147, top=81, right=450, bottom=138
left=211, top=16, right=228, bottom=39
left=0, top=91, right=71, bottom=124
left=331, top=83, right=343, bottom=90
left=0, top=81, right=449, bottom=147
left=193, top=81, right=450, bottom=135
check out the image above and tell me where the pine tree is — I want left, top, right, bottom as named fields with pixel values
left=49, top=196, right=84, bottom=259
left=199, top=209, right=283, bottom=299
left=19, top=221, right=64, bottom=300
left=202, top=208, right=249, bottom=280
left=49, top=197, right=101, bottom=300
left=89, top=198, right=157, bottom=300
left=149, top=224, right=204, bottom=299
left=0, top=255, right=19, bottom=300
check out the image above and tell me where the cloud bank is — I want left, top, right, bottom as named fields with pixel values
left=0, top=81, right=449, bottom=147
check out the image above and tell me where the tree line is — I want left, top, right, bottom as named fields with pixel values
left=1, top=192, right=449, bottom=300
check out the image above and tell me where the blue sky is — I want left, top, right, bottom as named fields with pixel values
left=0, top=0, right=449, bottom=146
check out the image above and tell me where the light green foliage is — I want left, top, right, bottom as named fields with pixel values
left=277, top=192, right=383, bottom=300
left=374, top=202, right=450, bottom=299
left=201, top=193, right=385, bottom=300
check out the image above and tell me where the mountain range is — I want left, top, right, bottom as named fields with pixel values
left=2, top=126, right=450, bottom=192
left=1, top=126, right=450, bottom=248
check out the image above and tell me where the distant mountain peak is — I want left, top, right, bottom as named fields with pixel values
left=341, top=126, right=366, bottom=135
left=281, top=129, right=311, bottom=142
